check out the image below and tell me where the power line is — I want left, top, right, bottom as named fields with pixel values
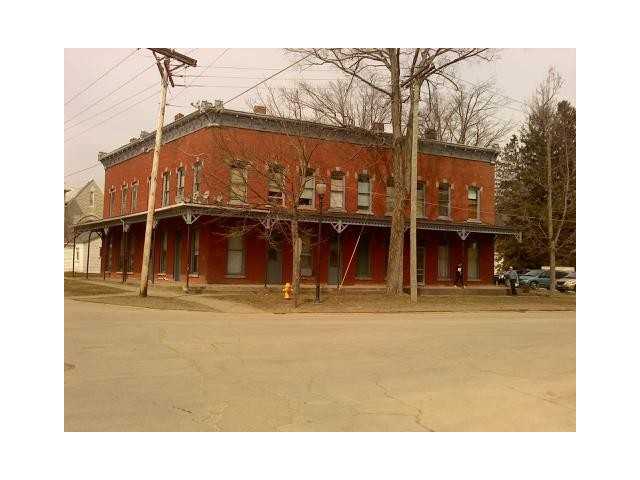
left=64, top=49, right=140, bottom=106
left=169, top=48, right=230, bottom=102
left=224, top=54, right=312, bottom=106
left=64, top=163, right=101, bottom=178
left=64, top=82, right=158, bottom=131
left=64, top=62, right=156, bottom=124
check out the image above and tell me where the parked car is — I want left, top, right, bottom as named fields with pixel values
left=519, top=270, right=569, bottom=289
left=556, top=272, right=576, bottom=292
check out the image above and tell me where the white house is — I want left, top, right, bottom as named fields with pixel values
left=64, top=179, right=103, bottom=273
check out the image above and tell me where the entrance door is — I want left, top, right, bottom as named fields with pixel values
left=266, top=246, right=282, bottom=284
left=328, top=236, right=341, bottom=285
left=174, top=232, right=182, bottom=281
left=417, top=246, right=426, bottom=285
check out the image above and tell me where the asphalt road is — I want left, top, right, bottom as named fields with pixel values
left=64, top=299, right=576, bottom=431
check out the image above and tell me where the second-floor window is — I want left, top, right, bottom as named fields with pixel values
left=121, top=186, right=128, bottom=214
left=467, top=186, right=480, bottom=220
left=438, top=182, right=451, bottom=218
left=417, top=181, right=426, bottom=217
left=385, top=177, right=395, bottom=214
left=329, top=171, right=344, bottom=209
left=357, top=174, right=371, bottom=212
left=268, top=164, right=284, bottom=205
left=193, top=161, right=202, bottom=194
left=176, top=167, right=185, bottom=200
left=298, top=168, right=315, bottom=207
left=162, top=172, right=170, bottom=207
left=131, top=183, right=139, bottom=211
left=230, top=164, right=248, bottom=204
left=109, top=189, right=115, bottom=216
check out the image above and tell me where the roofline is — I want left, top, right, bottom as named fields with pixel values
left=98, top=106, right=500, bottom=169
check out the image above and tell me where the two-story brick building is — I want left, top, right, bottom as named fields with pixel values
left=74, top=103, right=519, bottom=287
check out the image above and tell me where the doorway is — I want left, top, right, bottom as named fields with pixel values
left=417, top=246, right=426, bottom=286
left=174, top=231, right=182, bottom=281
left=266, top=245, right=282, bottom=284
left=328, top=236, right=341, bottom=285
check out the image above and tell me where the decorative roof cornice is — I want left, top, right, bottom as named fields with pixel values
left=98, top=107, right=499, bottom=169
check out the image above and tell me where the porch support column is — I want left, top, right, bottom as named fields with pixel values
left=121, top=222, right=129, bottom=284
left=85, top=231, right=93, bottom=279
left=181, top=210, right=199, bottom=292
left=71, top=232, right=77, bottom=277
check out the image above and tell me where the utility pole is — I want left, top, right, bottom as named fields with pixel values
left=139, top=49, right=197, bottom=297
left=409, top=80, right=420, bottom=303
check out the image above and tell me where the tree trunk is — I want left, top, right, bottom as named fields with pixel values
left=546, top=130, right=556, bottom=292
left=291, top=219, right=301, bottom=306
left=385, top=48, right=406, bottom=296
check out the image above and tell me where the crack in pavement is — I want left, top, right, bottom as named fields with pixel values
left=373, top=377, right=435, bottom=432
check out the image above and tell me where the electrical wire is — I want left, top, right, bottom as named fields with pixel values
left=64, top=49, right=140, bottom=105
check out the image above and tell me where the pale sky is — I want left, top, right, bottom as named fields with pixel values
left=64, top=48, right=576, bottom=189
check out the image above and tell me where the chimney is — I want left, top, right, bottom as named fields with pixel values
left=372, top=122, right=385, bottom=133
left=425, top=128, right=437, bottom=140
left=174, top=113, right=184, bottom=122
left=253, top=105, right=267, bottom=115
left=139, top=130, right=150, bottom=139
left=214, top=99, right=224, bottom=109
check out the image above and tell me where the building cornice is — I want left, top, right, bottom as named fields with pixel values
left=98, top=107, right=499, bottom=169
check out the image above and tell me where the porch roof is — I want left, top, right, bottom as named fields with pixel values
left=73, top=203, right=520, bottom=238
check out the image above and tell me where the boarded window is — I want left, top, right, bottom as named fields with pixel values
left=467, top=241, right=479, bottom=280
left=357, top=174, right=371, bottom=211
left=468, top=186, right=479, bottom=220
left=437, top=243, right=450, bottom=280
left=227, top=234, right=244, bottom=275
left=438, top=182, right=450, bottom=217
left=356, top=234, right=371, bottom=278
left=330, top=171, right=344, bottom=209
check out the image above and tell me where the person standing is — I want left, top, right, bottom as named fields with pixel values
left=507, top=266, right=519, bottom=295
left=455, top=263, right=464, bottom=288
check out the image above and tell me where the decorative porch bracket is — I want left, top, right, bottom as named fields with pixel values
left=121, top=220, right=130, bottom=233
left=103, top=226, right=110, bottom=236
left=260, top=217, right=273, bottom=231
left=181, top=210, right=200, bottom=225
left=331, top=220, right=348, bottom=234
left=513, top=231, right=523, bottom=243
left=153, top=218, right=159, bottom=230
left=457, top=229, right=470, bottom=241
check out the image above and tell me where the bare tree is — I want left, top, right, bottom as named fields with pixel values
left=287, top=48, right=493, bottom=295
left=249, top=79, right=390, bottom=130
left=421, top=79, right=515, bottom=147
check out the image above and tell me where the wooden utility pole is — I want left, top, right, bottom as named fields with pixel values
left=139, top=49, right=197, bottom=297
left=409, top=80, right=420, bottom=303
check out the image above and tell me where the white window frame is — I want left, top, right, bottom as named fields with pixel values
left=176, top=167, right=186, bottom=200
left=193, top=161, right=202, bottom=194
left=229, top=165, right=248, bottom=205
left=162, top=172, right=170, bottom=207
left=417, top=181, right=426, bottom=218
left=267, top=164, right=285, bottom=206
left=467, top=186, right=480, bottom=221
left=298, top=169, right=315, bottom=208
left=437, top=182, right=451, bottom=219
left=357, top=174, right=372, bottom=213
left=329, top=171, right=345, bottom=210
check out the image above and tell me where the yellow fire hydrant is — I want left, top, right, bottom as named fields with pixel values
left=282, top=282, right=293, bottom=300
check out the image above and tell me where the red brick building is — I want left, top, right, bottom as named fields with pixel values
left=75, top=104, right=518, bottom=288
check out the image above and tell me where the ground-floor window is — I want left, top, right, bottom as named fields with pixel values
left=356, top=234, right=372, bottom=278
left=160, top=231, right=168, bottom=272
left=467, top=241, right=479, bottom=280
left=300, top=235, right=312, bottom=277
left=437, top=243, right=450, bottom=280
left=227, top=234, right=245, bottom=276
left=190, top=229, right=199, bottom=274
